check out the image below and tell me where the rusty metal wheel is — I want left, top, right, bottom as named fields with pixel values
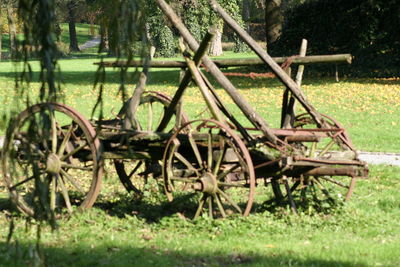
left=163, top=119, right=255, bottom=219
left=270, top=113, right=358, bottom=210
left=294, top=113, right=355, bottom=150
left=271, top=174, right=357, bottom=211
left=2, top=103, right=103, bottom=218
left=114, top=91, right=189, bottom=195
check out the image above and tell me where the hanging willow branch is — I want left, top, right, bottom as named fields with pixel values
left=92, top=0, right=148, bottom=121
left=17, top=0, right=62, bottom=104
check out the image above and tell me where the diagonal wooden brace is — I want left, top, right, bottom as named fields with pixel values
left=156, top=29, right=215, bottom=132
left=209, top=0, right=327, bottom=129
left=156, top=0, right=278, bottom=144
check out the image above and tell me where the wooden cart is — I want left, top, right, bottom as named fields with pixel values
left=1, top=0, right=368, bottom=219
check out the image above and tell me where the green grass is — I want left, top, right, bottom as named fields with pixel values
left=1, top=23, right=97, bottom=56
left=0, top=54, right=399, bottom=266
left=59, top=23, right=99, bottom=47
left=0, top=165, right=399, bottom=266
left=0, top=57, right=398, bottom=152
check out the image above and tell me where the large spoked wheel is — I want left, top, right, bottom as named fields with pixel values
left=163, top=119, right=255, bottom=219
left=114, top=91, right=189, bottom=195
left=2, top=103, right=103, bottom=217
left=271, top=113, right=357, bottom=210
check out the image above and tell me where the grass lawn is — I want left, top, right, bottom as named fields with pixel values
left=0, top=54, right=399, bottom=266
left=1, top=23, right=97, bottom=55
left=0, top=165, right=399, bottom=266
left=0, top=56, right=398, bottom=152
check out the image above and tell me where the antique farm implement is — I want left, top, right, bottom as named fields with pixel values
left=1, top=0, right=368, bottom=219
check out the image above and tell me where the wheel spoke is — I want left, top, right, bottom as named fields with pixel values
left=16, top=133, right=46, bottom=158
left=217, top=188, right=242, bottom=213
left=319, top=176, right=349, bottom=189
left=174, top=152, right=199, bottom=174
left=217, top=163, right=240, bottom=180
left=188, top=131, right=204, bottom=169
left=208, top=196, right=213, bottom=219
left=169, top=177, right=198, bottom=183
left=147, top=102, right=153, bottom=131
left=127, top=161, right=143, bottom=179
left=314, top=177, right=335, bottom=201
left=60, top=169, right=85, bottom=194
left=61, top=163, right=93, bottom=171
left=50, top=110, right=58, bottom=153
left=217, top=181, right=246, bottom=187
left=194, top=194, right=207, bottom=219
left=207, top=130, right=213, bottom=172
left=213, top=139, right=227, bottom=176
left=9, top=175, right=36, bottom=191
left=214, top=193, right=227, bottom=218
left=57, top=174, right=73, bottom=214
left=50, top=175, right=57, bottom=212
left=60, top=141, right=87, bottom=160
left=57, top=123, right=74, bottom=157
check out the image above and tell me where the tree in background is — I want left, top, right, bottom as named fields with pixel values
left=6, top=0, right=18, bottom=57
left=265, top=0, right=283, bottom=51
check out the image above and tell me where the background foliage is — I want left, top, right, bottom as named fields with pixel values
left=273, top=0, right=400, bottom=77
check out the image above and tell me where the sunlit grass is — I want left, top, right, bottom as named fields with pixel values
left=0, top=56, right=398, bottom=152
left=0, top=165, right=399, bottom=266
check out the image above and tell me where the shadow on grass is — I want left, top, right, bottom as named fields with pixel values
left=0, top=240, right=367, bottom=267
left=93, top=192, right=206, bottom=223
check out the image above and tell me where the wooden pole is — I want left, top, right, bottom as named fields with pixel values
left=209, top=0, right=327, bottom=129
left=179, top=38, right=225, bottom=123
left=156, top=30, right=215, bottom=132
left=282, top=39, right=308, bottom=128
left=156, top=0, right=278, bottom=144
left=96, top=54, right=352, bottom=68
left=122, top=48, right=155, bottom=130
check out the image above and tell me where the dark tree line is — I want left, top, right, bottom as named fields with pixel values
left=271, top=0, right=400, bottom=76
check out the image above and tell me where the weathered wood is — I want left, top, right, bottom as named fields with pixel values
left=156, top=0, right=278, bottom=144
left=180, top=38, right=226, bottom=123
left=156, top=30, right=215, bottom=132
left=282, top=39, right=308, bottom=128
left=123, top=57, right=151, bottom=130
left=95, top=54, right=352, bottom=68
left=209, top=0, right=327, bottom=129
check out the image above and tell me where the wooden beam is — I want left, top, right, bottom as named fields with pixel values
left=95, top=54, right=352, bottom=68
left=209, top=0, right=326, bottom=128
left=156, top=0, right=278, bottom=144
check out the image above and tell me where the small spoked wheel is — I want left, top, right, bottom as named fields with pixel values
left=294, top=113, right=354, bottom=151
left=271, top=113, right=358, bottom=210
left=114, top=91, right=190, bottom=195
left=2, top=103, right=103, bottom=218
left=163, top=119, right=255, bottom=219
left=271, top=174, right=357, bottom=212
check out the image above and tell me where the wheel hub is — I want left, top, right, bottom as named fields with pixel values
left=46, top=153, right=62, bottom=174
left=195, top=172, right=218, bottom=194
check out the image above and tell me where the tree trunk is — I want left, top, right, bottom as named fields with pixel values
left=209, top=23, right=223, bottom=56
left=242, top=0, right=251, bottom=32
left=99, top=24, right=109, bottom=53
left=265, top=0, right=283, bottom=50
left=7, top=3, right=17, bottom=57
left=0, top=8, right=3, bottom=61
left=67, top=1, right=80, bottom=52
left=55, top=22, right=62, bottom=42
